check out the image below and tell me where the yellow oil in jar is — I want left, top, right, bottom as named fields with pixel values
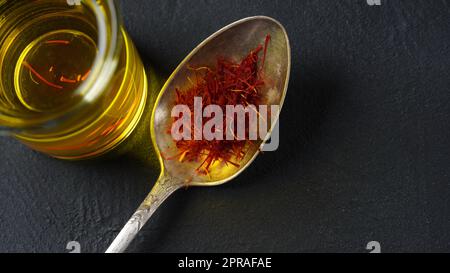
left=0, top=1, right=149, bottom=159
left=14, top=30, right=96, bottom=112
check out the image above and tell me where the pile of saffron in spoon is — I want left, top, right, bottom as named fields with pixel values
left=169, top=35, right=271, bottom=175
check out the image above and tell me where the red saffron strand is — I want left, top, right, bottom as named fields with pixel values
left=169, top=35, right=271, bottom=175
left=81, top=69, right=91, bottom=81
left=22, top=61, right=63, bottom=90
left=60, top=76, right=77, bottom=84
left=45, top=40, right=70, bottom=45
left=262, top=35, right=271, bottom=70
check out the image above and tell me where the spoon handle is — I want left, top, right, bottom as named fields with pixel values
left=106, top=174, right=182, bottom=253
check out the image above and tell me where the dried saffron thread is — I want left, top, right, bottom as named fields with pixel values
left=60, top=75, right=77, bottom=83
left=22, top=61, right=63, bottom=89
left=169, top=35, right=271, bottom=175
left=24, top=64, right=91, bottom=89
left=81, top=69, right=91, bottom=81
left=59, top=69, right=90, bottom=84
left=44, top=40, right=70, bottom=45
left=23, top=39, right=91, bottom=89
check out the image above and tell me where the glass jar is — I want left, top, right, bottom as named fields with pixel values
left=0, top=0, right=148, bottom=159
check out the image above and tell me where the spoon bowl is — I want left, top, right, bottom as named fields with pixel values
left=154, top=16, right=291, bottom=186
left=106, top=16, right=291, bottom=253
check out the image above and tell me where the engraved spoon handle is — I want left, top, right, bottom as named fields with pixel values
left=106, top=174, right=182, bottom=253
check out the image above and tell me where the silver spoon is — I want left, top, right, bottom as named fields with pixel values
left=106, top=16, right=291, bottom=253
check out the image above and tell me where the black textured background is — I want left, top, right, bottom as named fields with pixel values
left=1, top=0, right=449, bottom=253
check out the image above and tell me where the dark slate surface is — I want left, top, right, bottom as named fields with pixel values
left=0, top=0, right=449, bottom=253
